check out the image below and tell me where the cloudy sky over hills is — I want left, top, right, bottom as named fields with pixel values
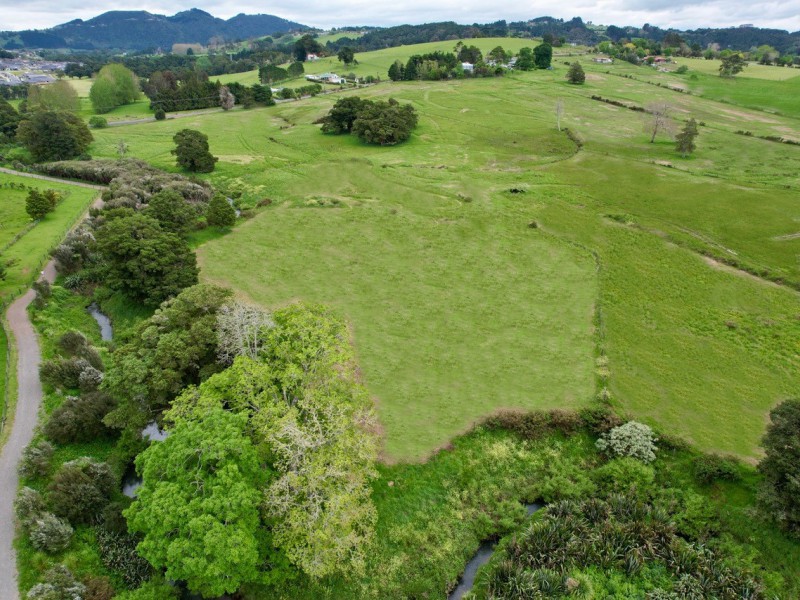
left=3, top=0, right=800, bottom=32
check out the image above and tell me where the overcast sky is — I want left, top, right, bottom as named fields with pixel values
left=2, top=0, right=800, bottom=33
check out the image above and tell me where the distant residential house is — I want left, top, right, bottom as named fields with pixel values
left=22, top=73, right=55, bottom=84
left=306, top=53, right=320, bottom=61
left=307, top=72, right=345, bottom=84
left=593, top=57, right=613, bottom=64
left=461, top=62, right=474, bottom=72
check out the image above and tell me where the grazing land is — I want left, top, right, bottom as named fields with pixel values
left=88, top=53, right=800, bottom=461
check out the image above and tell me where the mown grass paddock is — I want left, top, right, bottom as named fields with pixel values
left=90, top=51, right=800, bottom=461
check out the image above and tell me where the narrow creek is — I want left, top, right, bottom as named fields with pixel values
left=448, top=503, right=542, bottom=600
left=86, top=304, right=170, bottom=498
left=87, top=303, right=113, bottom=342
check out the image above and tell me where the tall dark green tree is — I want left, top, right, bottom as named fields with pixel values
left=95, top=213, right=198, bottom=305
left=293, top=34, right=323, bottom=61
left=0, top=99, right=20, bottom=141
left=388, top=60, right=405, bottom=81
left=319, top=97, right=368, bottom=134
left=566, top=61, right=586, bottom=84
left=675, top=118, right=699, bottom=157
left=759, top=399, right=800, bottom=537
left=172, top=129, right=218, bottom=173
left=16, top=110, right=93, bottom=162
left=26, top=189, right=61, bottom=220
left=516, top=47, right=535, bottom=70
left=337, top=47, right=356, bottom=65
left=534, top=43, right=553, bottom=69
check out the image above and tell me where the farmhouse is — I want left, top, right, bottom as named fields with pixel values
left=461, top=62, right=474, bottom=72
left=306, top=72, right=345, bottom=84
left=593, top=56, right=613, bottom=64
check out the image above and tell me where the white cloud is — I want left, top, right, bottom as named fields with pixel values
left=1, top=0, right=799, bottom=33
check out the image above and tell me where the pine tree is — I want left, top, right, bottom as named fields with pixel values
left=675, top=118, right=699, bottom=157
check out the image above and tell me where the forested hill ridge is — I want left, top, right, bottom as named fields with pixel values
left=0, top=9, right=308, bottom=51
left=1, top=10, right=799, bottom=53
left=332, top=18, right=800, bottom=54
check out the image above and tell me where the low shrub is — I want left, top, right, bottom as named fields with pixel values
left=596, top=421, right=658, bottom=463
left=154, top=109, right=166, bottom=120
left=579, top=405, right=623, bottom=434
left=26, top=565, right=86, bottom=600
left=693, top=454, right=741, bottom=484
left=82, top=575, right=115, bottom=600
left=592, top=457, right=655, bottom=496
left=43, top=391, right=116, bottom=444
left=88, top=116, right=108, bottom=129
left=15, top=487, right=46, bottom=526
left=40, top=357, right=90, bottom=389
left=49, top=457, right=116, bottom=525
left=18, top=441, right=54, bottom=478
left=28, top=512, right=74, bottom=553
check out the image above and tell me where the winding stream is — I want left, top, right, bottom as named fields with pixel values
left=448, top=503, right=543, bottom=600
left=87, top=303, right=113, bottom=341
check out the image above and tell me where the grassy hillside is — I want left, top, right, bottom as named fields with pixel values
left=90, top=51, right=800, bottom=461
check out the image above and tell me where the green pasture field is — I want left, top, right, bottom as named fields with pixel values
left=670, top=57, right=800, bottom=80
left=90, top=53, right=800, bottom=461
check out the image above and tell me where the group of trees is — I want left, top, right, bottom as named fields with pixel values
left=516, top=43, right=553, bottom=70
left=46, top=158, right=228, bottom=304
left=318, top=96, right=418, bottom=145
left=89, top=64, right=140, bottom=114
left=16, top=110, right=93, bottom=162
left=86, top=282, right=380, bottom=595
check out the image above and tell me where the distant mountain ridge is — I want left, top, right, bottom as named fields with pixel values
left=0, top=9, right=308, bottom=50
left=1, top=9, right=798, bottom=54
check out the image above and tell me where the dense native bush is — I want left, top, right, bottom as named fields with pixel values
left=18, top=441, right=54, bottom=478
left=28, top=512, right=74, bottom=553
left=26, top=565, right=86, bottom=600
left=694, top=453, right=741, bottom=484
left=758, top=399, right=800, bottom=536
left=50, top=227, right=96, bottom=274
left=95, top=213, right=198, bottom=305
left=39, top=357, right=92, bottom=390
left=43, top=392, right=116, bottom=444
left=104, top=284, right=232, bottom=427
left=480, top=494, right=765, bottom=599
left=596, top=421, right=658, bottom=462
left=48, top=458, right=116, bottom=525
left=95, top=528, right=154, bottom=588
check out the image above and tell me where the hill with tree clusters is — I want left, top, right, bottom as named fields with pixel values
left=2, top=11, right=800, bottom=53
left=0, top=9, right=308, bottom=51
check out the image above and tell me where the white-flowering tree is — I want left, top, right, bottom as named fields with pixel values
left=216, top=301, right=274, bottom=364
left=596, top=421, right=658, bottom=463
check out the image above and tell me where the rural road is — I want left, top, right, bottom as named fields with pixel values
left=0, top=263, right=56, bottom=600
left=0, top=185, right=103, bottom=599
